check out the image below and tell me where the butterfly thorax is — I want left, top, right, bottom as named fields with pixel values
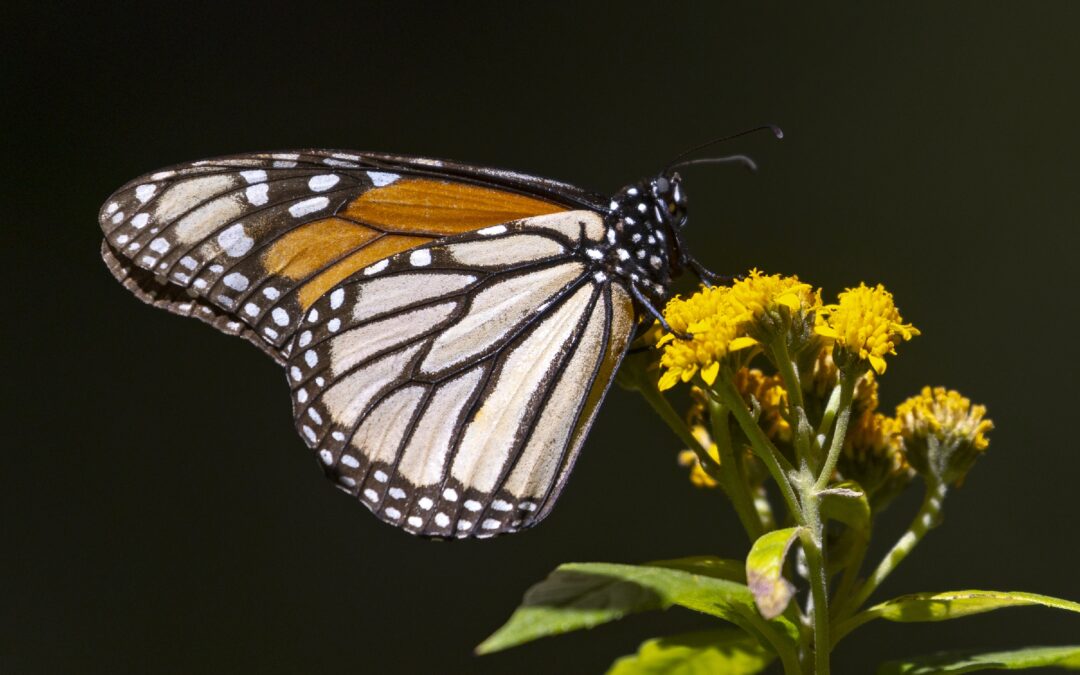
left=600, top=173, right=687, bottom=302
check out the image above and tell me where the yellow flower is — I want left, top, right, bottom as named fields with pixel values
left=725, top=269, right=820, bottom=339
left=895, top=386, right=994, bottom=484
left=657, top=285, right=757, bottom=390
left=817, top=283, right=919, bottom=374
left=839, top=411, right=914, bottom=511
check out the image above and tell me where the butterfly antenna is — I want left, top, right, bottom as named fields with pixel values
left=669, top=154, right=759, bottom=172
left=664, top=124, right=784, bottom=172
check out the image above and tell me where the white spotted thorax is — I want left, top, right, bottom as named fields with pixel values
left=601, top=173, right=688, bottom=302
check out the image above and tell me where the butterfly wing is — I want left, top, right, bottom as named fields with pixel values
left=98, top=151, right=598, bottom=364
left=288, top=211, right=635, bottom=538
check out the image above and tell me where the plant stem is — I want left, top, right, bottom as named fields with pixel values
left=816, top=383, right=842, bottom=441
left=843, top=478, right=948, bottom=615
left=813, top=367, right=859, bottom=492
left=799, top=515, right=831, bottom=675
left=637, top=384, right=723, bottom=479
left=714, top=379, right=805, bottom=526
left=770, top=337, right=814, bottom=469
left=708, top=398, right=766, bottom=540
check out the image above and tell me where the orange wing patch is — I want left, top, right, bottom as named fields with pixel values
left=343, top=178, right=567, bottom=234
left=264, top=179, right=567, bottom=309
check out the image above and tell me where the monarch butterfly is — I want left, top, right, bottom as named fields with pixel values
left=99, top=137, right=772, bottom=539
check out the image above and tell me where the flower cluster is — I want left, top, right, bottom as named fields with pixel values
left=897, top=386, right=994, bottom=485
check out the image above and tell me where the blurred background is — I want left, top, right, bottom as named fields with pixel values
left=4, top=3, right=1079, bottom=673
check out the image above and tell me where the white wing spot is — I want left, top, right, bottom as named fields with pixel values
left=307, top=407, right=323, bottom=425
left=327, top=318, right=341, bottom=332
left=193, top=278, right=207, bottom=289
left=105, top=202, right=119, bottom=215
left=224, top=273, right=250, bottom=291
left=407, top=516, right=423, bottom=528
left=307, top=308, right=319, bottom=322
left=289, top=196, right=329, bottom=217
left=135, top=184, right=157, bottom=203
left=116, top=234, right=129, bottom=244
left=463, top=500, right=482, bottom=512
left=149, top=238, right=170, bottom=254
left=262, top=286, right=280, bottom=300
left=442, top=488, right=458, bottom=501
left=331, top=431, right=345, bottom=442
left=272, top=308, right=289, bottom=326
left=363, top=259, right=389, bottom=275
left=290, top=366, right=302, bottom=381
left=409, top=249, right=431, bottom=267
left=434, top=512, right=450, bottom=527
left=217, top=223, right=254, bottom=257
left=304, top=350, right=318, bottom=367
left=364, top=489, right=379, bottom=502
left=478, top=225, right=507, bottom=236
left=367, top=171, right=400, bottom=186
left=374, top=470, right=389, bottom=483
left=296, top=389, right=308, bottom=403
left=319, top=449, right=333, bottom=464
left=593, top=271, right=607, bottom=283
left=302, top=425, right=317, bottom=442
left=245, top=183, right=269, bottom=206
left=649, top=255, right=662, bottom=269
left=112, top=211, right=125, bottom=224
left=519, top=501, right=537, bottom=512
left=240, top=170, right=267, bottom=184
left=330, top=288, right=345, bottom=309
left=140, top=255, right=156, bottom=266
left=131, top=213, right=150, bottom=229
left=616, top=248, right=629, bottom=261
left=492, top=499, right=512, bottom=512
left=308, top=174, right=340, bottom=192
left=418, top=497, right=434, bottom=510
left=298, top=330, right=312, bottom=347
left=585, top=248, right=603, bottom=260
left=340, top=454, right=360, bottom=468
left=179, top=256, right=197, bottom=270
left=339, top=476, right=357, bottom=488
left=482, top=519, right=501, bottom=530
left=456, top=520, right=472, bottom=531
left=388, top=487, right=406, bottom=500
left=262, top=327, right=278, bottom=339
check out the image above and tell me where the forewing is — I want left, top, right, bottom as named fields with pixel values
left=99, top=151, right=575, bottom=364
left=287, top=211, right=635, bottom=538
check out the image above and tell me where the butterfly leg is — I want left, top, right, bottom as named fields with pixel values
left=629, top=282, right=693, bottom=340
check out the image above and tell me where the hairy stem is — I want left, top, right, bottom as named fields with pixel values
left=843, top=478, right=947, bottom=615
left=714, top=378, right=805, bottom=526
left=813, top=367, right=859, bottom=492
left=708, top=398, right=766, bottom=540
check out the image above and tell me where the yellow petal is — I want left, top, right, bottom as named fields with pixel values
left=701, top=361, right=720, bottom=385
left=729, top=336, right=759, bottom=351
left=658, top=370, right=680, bottom=391
left=815, top=325, right=839, bottom=339
left=656, top=333, right=675, bottom=347
left=776, top=292, right=800, bottom=311
left=868, top=354, right=888, bottom=374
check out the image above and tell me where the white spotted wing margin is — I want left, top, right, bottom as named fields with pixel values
left=287, top=212, right=635, bottom=539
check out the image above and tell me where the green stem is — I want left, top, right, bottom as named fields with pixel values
left=707, top=398, right=766, bottom=540
left=843, top=478, right=947, bottom=615
left=813, top=368, right=860, bottom=492
left=713, top=378, right=805, bottom=526
left=816, top=383, right=842, bottom=441
left=637, top=384, right=723, bottom=479
left=800, top=518, right=831, bottom=675
left=830, top=542, right=867, bottom=622
left=770, top=337, right=813, bottom=469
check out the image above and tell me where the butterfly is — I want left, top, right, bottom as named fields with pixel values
left=98, top=147, right=734, bottom=539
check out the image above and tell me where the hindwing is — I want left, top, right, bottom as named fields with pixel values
left=288, top=212, right=635, bottom=538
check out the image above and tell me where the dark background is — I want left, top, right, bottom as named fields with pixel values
left=5, top=3, right=1079, bottom=673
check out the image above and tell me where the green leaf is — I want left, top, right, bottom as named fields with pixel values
left=877, top=644, right=1080, bottom=674
left=476, top=560, right=797, bottom=664
left=820, top=482, right=870, bottom=530
left=820, top=481, right=872, bottom=573
left=746, top=527, right=801, bottom=619
left=607, top=628, right=774, bottom=675
left=647, top=556, right=746, bottom=583
left=835, top=590, right=1080, bottom=643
